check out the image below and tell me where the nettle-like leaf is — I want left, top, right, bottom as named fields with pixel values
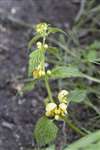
left=63, top=130, right=100, bottom=150
left=22, top=79, right=36, bottom=93
left=34, top=116, right=58, bottom=146
left=68, top=89, right=87, bottom=103
left=50, top=66, right=82, bottom=79
left=28, top=50, right=45, bottom=77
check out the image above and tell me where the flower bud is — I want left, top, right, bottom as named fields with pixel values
left=58, top=90, right=69, bottom=103
left=36, top=42, right=42, bottom=49
left=47, top=70, right=51, bottom=76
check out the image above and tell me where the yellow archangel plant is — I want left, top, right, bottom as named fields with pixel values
left=26, top=23, right=86, bottom=147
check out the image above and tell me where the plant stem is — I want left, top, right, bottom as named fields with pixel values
left=83, top=74, right=100, bottom=83
left=44, top=76, right=53, bottom=102
left=63, top=117, right=86, bottom=136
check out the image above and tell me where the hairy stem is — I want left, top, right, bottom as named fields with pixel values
left=44, top=76, right=53, bottom=102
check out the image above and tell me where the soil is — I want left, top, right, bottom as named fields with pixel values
left=0, top=0, right=91, bottom=150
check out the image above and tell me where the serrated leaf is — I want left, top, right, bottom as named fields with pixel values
left=68, top=89, right=87, bottom=103
left=50, top=66, right=82, bottom=79
left=22, top=79, right=36, bottom=93
left=28, top=35, right=41, bottom=49
left=34, top=116, right=58, bottom=146
left=28, top=50, right=44, bottom=77
left=64, top=130, right=100, bottom=150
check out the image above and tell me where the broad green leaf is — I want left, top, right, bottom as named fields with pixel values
left=86, top=50, right=97, bottom=62
left=22, top=79, right=36, bottom=93
left=34, top=116, right=58, bottom=146
left=28, top=50, right=44, bottom=77
left=63, top=130, right=100, bottom=150
left=50, top=66, right=82, bottom=79
left=68, top=89, right=87, bottom=103
left=28, top=35, right=41, bottom=49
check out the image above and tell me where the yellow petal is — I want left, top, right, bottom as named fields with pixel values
left=46, top=103, right=57, bottom=112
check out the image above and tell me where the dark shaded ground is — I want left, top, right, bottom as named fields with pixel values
left=0, top=0, right=82, bottom=150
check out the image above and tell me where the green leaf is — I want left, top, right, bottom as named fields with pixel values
left=50, top=66, right=82, bottom=79
left=34, top=116, right=58, bottom=146
left=89, top=41, right=100, bottom=49
left=45, top=145, right=55, bottom=150
left=28, top=35, right=41, bottom=49
left=48, top=27, right=67, bottom=35
left=63, top=130, right=100, bottom=150
left=22, top=79, right=36, bottom=93
left=68, top=89, right=87, bottom=103
left=86, top=50, right=97, bottom=62
left=28, top=50, right=44, bottom=77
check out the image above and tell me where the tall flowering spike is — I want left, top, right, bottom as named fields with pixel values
left=58, top=90, right=69, bottom=103
left=35, top=23, right=48, bottom=35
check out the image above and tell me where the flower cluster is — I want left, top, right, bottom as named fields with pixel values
left=35, top=23, right=48, bottom=36
left=45, top=90, right=69, bottom=120
left=32, top=65, right=45, bottom=79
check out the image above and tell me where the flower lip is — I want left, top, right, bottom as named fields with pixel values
left=59, top=103, right=67, bottom=111
left=46, top=102, right=57, bottom=112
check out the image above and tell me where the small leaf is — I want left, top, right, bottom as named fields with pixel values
left=34, top=116, right=58, bottom=146
left=64, top=130, right=100, bottom=150
left=50, top=66, right=82, bottom=79
left=22, top=79, right=36, bottom=93
left=68, top=89, right=87, bottom=103
left=48, top=27, right=67, bottom=35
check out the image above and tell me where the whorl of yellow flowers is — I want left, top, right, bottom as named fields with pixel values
left=45, top=90, right=69, bottom=120
left=32, top=65, right=45, bottom=79
left=35, top=23, right=48, bottom=35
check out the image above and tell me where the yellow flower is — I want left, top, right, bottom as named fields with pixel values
left=45, top=102, right=57, bottom=117
left=45, top=102, right=68, bottom=120
left=58, top=90, right=69, bottom=103
left=36, top=23, right=48, bottom=35
left=59, top=103, right=67, bottom=114
left=32, top=68, right=45, bottom=79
